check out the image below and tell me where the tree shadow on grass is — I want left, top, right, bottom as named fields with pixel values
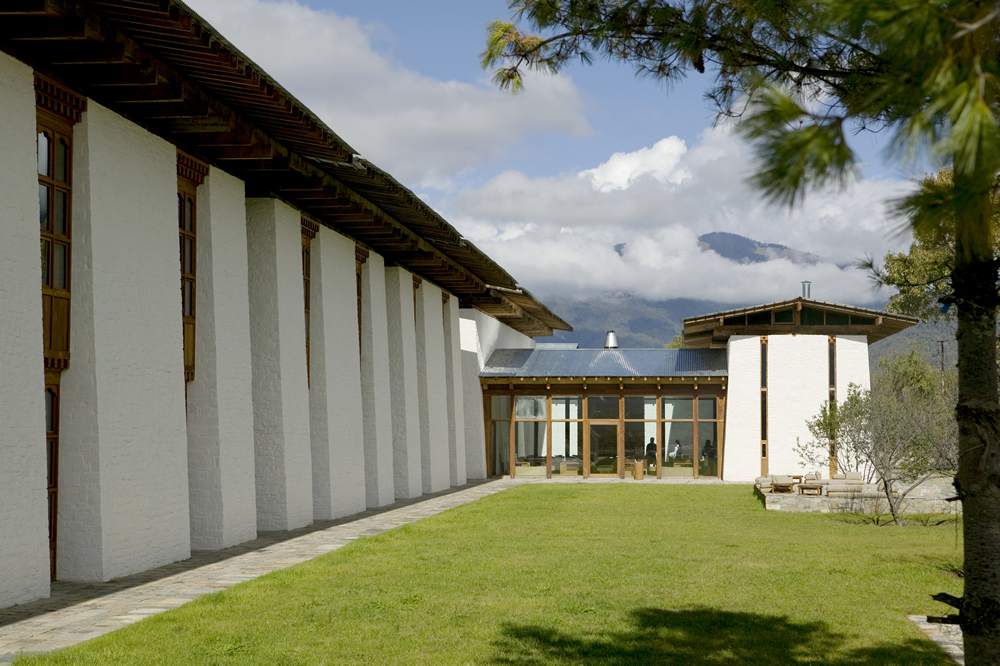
left=491, top=608, right=948, bottom=665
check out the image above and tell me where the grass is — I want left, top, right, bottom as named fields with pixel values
left=16, top=485, right=963, bottom=665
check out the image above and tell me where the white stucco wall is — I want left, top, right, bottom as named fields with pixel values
left=186, top=166, right=257, bottom=550
left=0, top=52, right=51, bottom=607
left=458, top=310, right=534, bottom=480
left=459, top=309, right=535, bottom=369
left=767, top=335, right=831, bottom=476
left=415, top=282, right=451, bottom=492
left=442, top=296, right=467, bottom=486
left=245, top=198, right=313, bottom=531
left=383, top=267, right=423, bottom=499
left=358, top=253, right=396, bottom=507
left=59, top=102, right=191, bottom=580
left=309, top=227, right=367, bottom=518
left=721, top=336, right=761, bottom=482
left=461, top=346, right=488, bottom=480
left=835, top=335, right=871, bottom=395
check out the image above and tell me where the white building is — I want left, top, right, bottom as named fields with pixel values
left=477, top=298, right=917, bottom=483
left=0, top=0, right=569, bottom=609
left=0, top=0, right=919, bottom=613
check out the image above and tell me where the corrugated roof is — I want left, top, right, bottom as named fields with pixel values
left=481, top=349, right=728, bottom=378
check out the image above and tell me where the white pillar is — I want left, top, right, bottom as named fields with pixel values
left=442, top=295, right=467, bottom=486
left=415, top=281, right=451, bottom=493
left=309, top=227, right=367, bottom=518
left=383, top=267, right=422, bottom=499
left=185, top=167, right=257, bottom=550
left=59, top=102, right=190, bottom=581
left=460, top=316, right=488, bottom=480
left=245, top=198, right=313, bottom=531
left=0, top=51, right=50, bottom=606
left=358, top=252, right=396, bottom=507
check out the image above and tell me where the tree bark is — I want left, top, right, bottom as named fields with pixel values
left=952, top=187, right=1000, bottom=664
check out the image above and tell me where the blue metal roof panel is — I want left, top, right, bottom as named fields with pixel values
left=481, top=349, right=727, bottom=378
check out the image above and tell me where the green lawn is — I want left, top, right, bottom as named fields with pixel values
left=17, top=485, right=963, bottom=665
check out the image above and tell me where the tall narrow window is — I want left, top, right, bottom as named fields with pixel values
left=760, top=336, right=768, bottom=476
left=828, top=335, right=838, bottom=475
left=38, top=111, right=73, bottom=372
left=412, top=274, right=422, bottom=324
left=177, top=152, right=208, bottom=383
left=356, top=245, right=368, bottom=364
left=36, top=72, right=85, bottom=583
left=45, top=385, right=59, bottom=582
left=301, top=218, right=319, bottom=385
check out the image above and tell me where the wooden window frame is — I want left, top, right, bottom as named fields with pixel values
left=511, top=395, right=549, bottom=477
left=36, top=73, right=85, bottom=584
left=177, top=152, right=207, bottom=384
left=356, top=244, right=368, bottom=365
left=300, top=218, right=318, bottom=385
left=38, top=109, right=74, bottom=373
left=760, top=336, right=769, bottom=477
left=550, top=396, right=583, bottom=479
left=828, top=335, right=838, bottom=476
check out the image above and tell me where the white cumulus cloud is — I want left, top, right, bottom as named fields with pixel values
left=445, top=128, right=917, bottom=306
left=580, top=137, right=691, bottom=192
left=185, top=0, right=591, bottom=188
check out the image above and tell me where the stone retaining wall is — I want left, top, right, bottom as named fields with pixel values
left=756, top=477, right=961, bottom=515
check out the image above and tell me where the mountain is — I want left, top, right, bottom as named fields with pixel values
left=539, top=294, right=745, bottom=349
left=698, top=231, right=821, bottom=265
left=868, top=319, right=957, bottom=372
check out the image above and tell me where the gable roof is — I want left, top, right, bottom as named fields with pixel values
left=682, top=298, right=919, bottom=348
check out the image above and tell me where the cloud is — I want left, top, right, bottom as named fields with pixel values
left=581, top=137, right=691, bottom=192
left=187, top=0, right=590, bottom=188
left=446, top=128, right=917, bottom=305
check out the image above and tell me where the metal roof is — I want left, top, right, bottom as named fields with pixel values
left=481, top=349, right=728, bottom=378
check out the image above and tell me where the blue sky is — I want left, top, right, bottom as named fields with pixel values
left=192, top=0, right=921, bottom=306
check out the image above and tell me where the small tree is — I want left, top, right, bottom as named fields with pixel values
left=796, top=387, right=876, bottom=482
left=798, top=352, right=958, bottom=525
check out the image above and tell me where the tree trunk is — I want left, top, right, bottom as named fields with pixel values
left=884, top=478, right=902, bottom=526
left=952, top=186, right=1000, bottom=664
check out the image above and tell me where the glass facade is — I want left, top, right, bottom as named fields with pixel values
left=486, top=390, right=725, bottom=479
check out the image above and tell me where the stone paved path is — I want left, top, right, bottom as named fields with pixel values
left=0, top=478, right=963, bottom=664
left=0, top=479, right=518, bottom=662
left=910, top=616, right=965, bottom=664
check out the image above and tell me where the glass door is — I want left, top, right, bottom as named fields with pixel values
left=624, top=396, right=658, bottom=479
left=662, top=397, right=695, bottom=478
left=513, top=396, right=548, bottom=477
left=587, top=396, right=621, bottom=476
left=551, top=396, right=583, bottom=476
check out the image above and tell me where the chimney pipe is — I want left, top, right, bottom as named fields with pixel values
left=604, top=330, right=618, bottom=349
left=802, top=281, right=811, bottom=299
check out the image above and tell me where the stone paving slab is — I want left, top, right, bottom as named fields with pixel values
left=910, top=616, right=964, bottom=664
